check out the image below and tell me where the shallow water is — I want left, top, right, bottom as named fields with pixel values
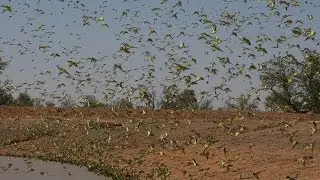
left=0, top=156, right=112, bottom=180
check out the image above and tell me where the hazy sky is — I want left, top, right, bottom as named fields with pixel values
left=0, top=0, right=319, bottom=108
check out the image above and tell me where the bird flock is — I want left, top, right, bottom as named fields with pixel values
left=0, top=0, right=318, bottom=107
left=0, top=1, right=319, bottom=178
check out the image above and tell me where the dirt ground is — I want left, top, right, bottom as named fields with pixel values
left=0, top=107, right=319, bottom=180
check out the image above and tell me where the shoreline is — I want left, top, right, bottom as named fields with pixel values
left=0, top=152, right=129, bottom=180
left=0, top=155, right=115, bottom=180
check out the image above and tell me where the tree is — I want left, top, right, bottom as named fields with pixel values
left=32, top=98, right=43, bottom=107
left=110, top=98, right=134, bottom=108
left=225, top=94, right=259, bottom=111
left=177, top=89, right=198, bottom=109
left=60, top=94, right=76, bottom=108
left=45, top=101, right=55, bottom=107
left=0, top=57, right=8, bottom=74
left=260, top=49, right=320, bottom=113
left=198, top=99, right=213, bottom=110
left=0, top=58, right=13, bottom=106
left=159, top=85, right=180, bottom=109
left=81, top=95, right=105, bottom=108
left=15, top=92, right=34, bottom=107
left=159, top=85, right=198, bottom=110
left=138, top=87, right=157, bottom=109
left=0, top=87, right=14, bottom=106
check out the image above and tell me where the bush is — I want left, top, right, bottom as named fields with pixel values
left=15, top=92, right=34, bottom=107
left=0, top=87, right=14, bottom=106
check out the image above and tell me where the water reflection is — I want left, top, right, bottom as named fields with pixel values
left=0, top=156, right=111, bottom=180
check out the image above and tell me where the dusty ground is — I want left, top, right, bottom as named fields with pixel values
left=0, top=107, right=319, bottom=180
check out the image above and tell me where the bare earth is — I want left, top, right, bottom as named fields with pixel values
left=0, top=107, right=319, bottom=180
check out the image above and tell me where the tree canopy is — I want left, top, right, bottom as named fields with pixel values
left=261, top=49, right=320, bottom=113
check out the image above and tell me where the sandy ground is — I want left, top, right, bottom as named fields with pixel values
left=0, top=107, right=319, bottom=179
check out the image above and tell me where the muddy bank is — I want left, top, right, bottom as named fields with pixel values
left=0, top=156, right=111, bottom=180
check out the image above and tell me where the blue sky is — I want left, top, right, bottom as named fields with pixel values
left=0, top=0, right=319, bottom=108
